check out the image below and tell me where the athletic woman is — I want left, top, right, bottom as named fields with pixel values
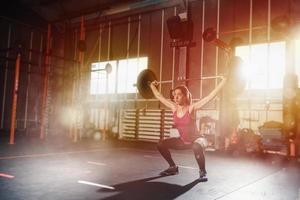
left=149, top=77, right=226, bottom=181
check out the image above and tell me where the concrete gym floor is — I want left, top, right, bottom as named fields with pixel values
left=0, top=136, right=299, bottom=200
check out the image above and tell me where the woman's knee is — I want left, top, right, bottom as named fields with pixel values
left=192, top=142, right=203, bottom=152
left=193, top=137, right=208, bottom=150
left=157, top=139, right=166, bottom=149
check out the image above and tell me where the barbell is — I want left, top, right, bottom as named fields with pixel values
left=202, top=28, right=231, bottom=53
left=90, top=63, right=112, bottom=74
left=136, top=69, right=158, bottom=99
left=136, top=56, right=246, bottom=99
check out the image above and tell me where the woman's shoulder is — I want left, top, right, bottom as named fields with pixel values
left=171, top=105, right=178, bottom=113
left=188, top=104, right=195, bottom=113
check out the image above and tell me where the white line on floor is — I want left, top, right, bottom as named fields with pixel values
left=78, top=180, right=115, bottom=190
left=87, top=161, right=107, bottom=166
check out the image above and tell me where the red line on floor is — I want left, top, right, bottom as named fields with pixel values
left=0, top=173, right=15, bottom=179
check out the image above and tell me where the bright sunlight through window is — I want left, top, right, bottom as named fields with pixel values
left=235, top=42, right=285, bottom=90
left=90, top=57, right=148, bottom=94
left=295, top=40, right=300, bottom=82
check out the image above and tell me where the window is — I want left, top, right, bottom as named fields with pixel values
left=90, top=61, right=117, bottom=94
left=235, top=42, right=286, bottom=90
left=90, top=57, right=148, bottom=94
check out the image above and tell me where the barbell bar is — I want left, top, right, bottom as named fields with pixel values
left=177, top=76, right=224, bottom=81
left=133, top=75, right=223, bottom=88
left=135, top=58, right=246, bottom=99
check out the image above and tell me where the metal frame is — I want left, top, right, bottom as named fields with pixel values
left=40, top=24, right=52, bottom=140
left=1, top=24, right=11, bottom=129
left=24, top=31, right=34, bottom=129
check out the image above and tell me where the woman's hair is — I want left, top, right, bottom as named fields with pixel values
left=171, top=85, right=192, bottom=105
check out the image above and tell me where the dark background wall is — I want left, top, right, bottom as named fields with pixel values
left=1, top=0, right=300, bottom=134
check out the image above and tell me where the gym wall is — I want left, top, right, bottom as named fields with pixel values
left=1, top=0, right=300, bottom=137
left=65, top=0, right=300, bottom=131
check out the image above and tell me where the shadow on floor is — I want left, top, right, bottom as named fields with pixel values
left=98, top=175, right=201, bottom=200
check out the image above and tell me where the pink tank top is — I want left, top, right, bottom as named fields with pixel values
left=173, top=111, right=198, bottom=144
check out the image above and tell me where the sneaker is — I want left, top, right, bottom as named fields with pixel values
left=198, top=171, right=208, bottom=182
left=160, top=166, right=179, bottom=176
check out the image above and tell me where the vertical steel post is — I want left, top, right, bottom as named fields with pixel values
left=73, top=16, right=85, bottom=142
left=9, top=52, right=21, bottom=144
left=171, top=7, right=176, bottom=89
left=103, top=21, right=111, bottom=140
left=200, top=0, right=205, bottom=98
left=24, top=31, right=34, bottom=129
left=1, top=24, right=11, bottom=129
left=40, top=24, right=51, bottom=140
left=69, top=30, right=78, bottom=138
left=159, top=9, right=164, bottom=92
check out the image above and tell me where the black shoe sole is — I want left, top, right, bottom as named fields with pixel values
left=160, top=171, right=179, bottom=176
left=198, top=177, right=208, bottom=182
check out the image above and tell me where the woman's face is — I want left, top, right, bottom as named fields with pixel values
left=173, top=89, right=187, bottom=105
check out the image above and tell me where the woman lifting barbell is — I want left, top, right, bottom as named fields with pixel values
left=149, top=77, right=227, bottom=182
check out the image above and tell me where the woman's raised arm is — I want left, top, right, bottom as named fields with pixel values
left=149, top=81, right=176, bottom=111
left=189, top=77, right=227, bottom=112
